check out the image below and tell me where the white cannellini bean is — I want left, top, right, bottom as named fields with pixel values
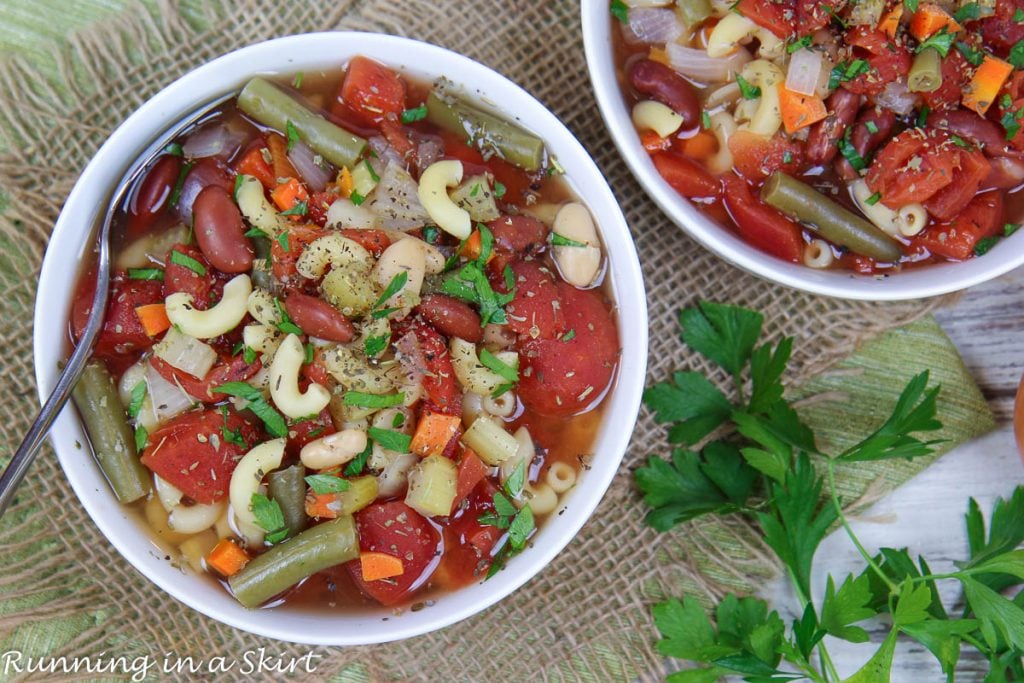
left=296, top=232, right=372, bottom=280
left=300, top=429, right=368, bottom=470
left=372, top=238, right=426, bottom=312
left=269, top=334, right=331, bottom=420
left=165, top=274, right=252, bottom=339
left=229, top=438, right=286, bottom=546
left=417, top=160, right=471, bottom=239
left=632, top=100, right=684, bottom=138
left=168, top=500, right=226, bottom=534
left=236, top=175, right=289, bottom=236
left=552, top=202, right=602, bottom=288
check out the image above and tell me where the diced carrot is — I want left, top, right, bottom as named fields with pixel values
left=963, top=55, right=1014, bottom=115
left=648, top=46, right=671, bottom=66
left=271, top=177, right=310, bottom=220
left=878, top=3, right=903, bottom=39
left=410, top=411, right=462, bottom=458
left=641, top=130, right=672, bottom=152
left=681, top=131, right=717, bottom=160
left=778, top=85, right=828, bottom=134
left=455, top=449, right=488, bottom=505
left=266, top=132, right=299, bottom=182
left=909, top=3, right=960, bottom=40
left=235, top=146, right=276, bottom=189
left=360, top=551, right=405, bottom=582
left=459, top=228, right=495, bottom=262
left=337, top=166, right=354, bottom=198
left=305, top=490, right=341, bottom=519
left=134, top=303, right=170, bottom=337
left=206, top=538, right=250, bottom=577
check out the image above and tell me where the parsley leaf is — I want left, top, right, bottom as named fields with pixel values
left=550, top=232, right=588, bottom=248
left=127, top=381, right=146, bottom=420
left=250, top=493, right=289, bottom=544
left=367, top=427, right=411, bottom=453
left=342, top=391, right=406, bottom=408
left=735, top=73, right=762, bottom=99
left=279, top=200, right=308, bottom=217
left=372, top=271, right=409, bottom=314
left=953, top=2, right=983, bottom=22
left=838, top=371, right=943, bottom=462
left=127, top=268, right=164, bottom=281
left=285, top=120, right=300, bottom=152
left=610, top=0, right=628, bottom=23
left=821, top=573, right=874, bottom=643
left=213, top=382, right=288, bottom=437
left=305, top=473, right=351, bottom=495
left=679, top=302, right=762, bottom=381
left=643, top=371, right=732, bottom=445
left=506, top=505, right=534, bottom=551
left=170, top=249, right=206, bottom=277
left=364, top=333, right=390, bottom=357
left=917, top=29, right=955, bottom=57
left=344, top=440, right=372, bottom=476
left=479, top=348, right=518, bottom=382
left=400, top=104, right=428, bottom=124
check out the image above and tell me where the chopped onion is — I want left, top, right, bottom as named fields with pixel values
left=287, top=140, right=335, bottom=192
left=376, top=453, right=418, bottom=498
left=623, top=8, right=683, bottom=45
left=875, top=80, right=921, bottom=117
left=182, top=124, right=244, bottom=159
left=325, top=197, right=380, bottom=230
left=395, top=332, right=427, bottom=387
left=414, top=133, right=445, bottom=172
left=368, top=136, right=406, bottom=168
left=367, top=161, right=430, bottom=231
left=153, top=327, right=218, bottom=379
left=786, top=48, right=823, bottom=96
left=143, top=363, right=195, bottom=426
left=666, top=43, right=751, bottom=84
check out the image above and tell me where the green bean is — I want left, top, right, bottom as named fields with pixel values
left=676, top=0, right=711, bottom=28
left=426, top=89, right=546, bottom=172
left=761, top=172, right=902, bottom=262
left=72, top=362, right=151, bottom=503
left=228, top=515, right=358, bottom=608
left=908, top=48, right=942, bottom=93
left=249, top=236, right=275, bottom=291
left=267, top=464, right=307, bottom=537
left=237, top=77, right=366, bottom=170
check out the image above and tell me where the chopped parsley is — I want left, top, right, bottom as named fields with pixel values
left=492, top=383, right=514, bottom=398
left=279, top=201, right=307, bottom=217
left=243, top=346, right=257, bottom=364
left=864, top=120, right=879, bottom=135
left=219, top=406, right=247, bottom=447
left=401, top=104, right=428, bottom=124
left=917, top=105, right=931, bottom=128
left=344, top=441, right=372, bottom=476
left=243, top=227, right=265, bottom=238
left=782, top=150, right=793, bottom=164
left=364, top=333, right=390, bottom=357
left=127, top=382, right=146, bottom=419
left=371, top=271, right=409, bottom=318
left=950, top=135, right=973, bottom=149
left=917, top=29, right=955, bottom=58
left=274, top=298, right=303, bottom=336
left=610, top=0, right=628, bottom=23
left=828, top=59, right=869, bottom=90
left=367, top=427, right=412, bottom=453
left=423, top=225, right=440, bottom=244
left=953, top=2, right=983, bottom=23
left=134, top=425, right=148, bottom=452
left=251, top=493, right=289, bottom=544
left=1016, top=8, right=1024, bottom=22
left=127, top=267, right=164, bottom=281
left=304, top=343, right=314, bottom=365
left=286, top=120, right=300, bottom=152
left=562, top=329, right=577, bottom=342
left=213, top=382, right=288, bottom=437
left=974, top=236, right=999, bottom=256
left=836, top=128, right=866, bottom=172
left=342, top=391, right=406, bottom=408
left=480, top=348, right=518, bottom=382
left=350, top=190, right=366, bottom=206
left=956, top=41, right=984, bottom=67
left=1010, top=40, right=1024, bottom=69
left=701, top=110, right=712, bottom=130
left=494, top=181, right=507, bottom=199
left=292, top=72, right=304, bottom=89
left=305, top=473, right=351, bottom=495
left=169, top=249, right=207, bottom=277
left=550, top=232, right=588, bottom=248
left=786, top=35, right=813, bottom=54
left=164, top=142, right=184, bottom=157
left=735, top=73, right=762, bottom=100
left=364, top=159, right=380, bottom=183
left=865, top=191, right=883, bottom=206
left=1005, top=223, right=1021, bottom=237
left=1001, top=106, right=1024, bottom=141
left=440, top=261, right=515, bottom=326
left=168, top=160, right=195, bottom=209
left=905, top=0, right=919, bottom=12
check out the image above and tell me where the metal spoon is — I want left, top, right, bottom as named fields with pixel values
left=0, top=92, right=236, bottom=518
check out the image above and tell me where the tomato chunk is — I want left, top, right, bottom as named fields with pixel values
left=164, top=244, right=218, bottom=309
left=150, top=354, right=262, bottom=403
left=912, top=190, right=1004, bottom=261
left=347, top=502, right=441, bottom=606
left=866, top=129, right=958, bottom=209
left=443, top=480, right=502, bottom=585
left=841, top=27, right=912, bottom=96
left=518, top=284, right=618, bottom=417
left=722, top=174, right=803, bottom=263
left=923, top=146, right=991, bottom=221
left=337, top=56, right=407, bottom=127
left=652, top=151, right=720, bottom=198
left=395, top=318, right=462, bottom=416
left=735, top=0, right=794, bottom=38
left=140, top=409, right=261, bottom=504
left=72, top=275, right=164, bottom=364
left=503, top=260, right=566, bottom=340
left=728, top=130, right=805, bottom=181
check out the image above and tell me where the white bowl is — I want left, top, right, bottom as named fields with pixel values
left=34, top=32, right=648, bottom=645
left=581, top=3, right=1024, bottom=300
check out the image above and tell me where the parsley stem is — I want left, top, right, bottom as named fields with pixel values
left=825, top=462, right=900, bottom=595
left=781, top=573, right=835, bottom=683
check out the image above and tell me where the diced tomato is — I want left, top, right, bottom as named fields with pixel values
left=140, top=408, right=261, bottom=504
left=337, top=56, right=407, bottom=127
left=164, top=243, right=217, bottom=309
left=727, top=130, right=805, bottom=181
left=735, top=0, right=794, bottom=38
left=443, top=480, right=502, bottom=585
left=842, top=27, right=912, bottom=96
left=488, top=215, right=549, bottom=258
left=721, top=174, right=804, bottom=263
left=652, top=151, right=721, bottom=197
left=271, top=226, right=329, bottom=282
left=502, top=259, right=566, bottom=339
left=924, top=146, right=991, bottom=221
left=796, top=0, right=841, bottom=34
left=455, top=449, right=488, bottom=505
left=150, top=354, right=262, bottom=403
left=979, top=0, right=1024, bottom=58
left=306, top=191, right=337, bottom=228
left=71, top=274, right=164, bottom=365
left=866, top=129, right=958, bottom=208
left=347, top=502, right=441, bottom=606
left=518, top=284, right=618, bottom=417
left=437, top=129, right=536, bottom=203
left=912, top=190, right=1004, bottom=261
left=380, top=119, right=416, bottom=159
left=922, top=48, right=972, bottom=111
left=395, top=318, right=463, bottom=416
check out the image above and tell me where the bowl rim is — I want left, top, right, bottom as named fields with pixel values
left=580, top=3, right=1024, bottom=301
left=34, top=31, right=649, bottom=645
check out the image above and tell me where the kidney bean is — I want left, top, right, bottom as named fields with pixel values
left=928, top=109, right=1024, bottom=159
left=284, top=292, right=355, bottom=343
left=627, top=59, right=700, bottom=127
left=487, top=215, right=548, bottom=256
left=986, top=156, right=1024, bottom=189
left=416, top=294, right=483, bottom=342
left=836, top=108, right=896, bottom=180
left=193, top=186, right=253, bottom=273
left=127, top=154, right=180, bottom=237
left=805, top=89, right=861, bottom=164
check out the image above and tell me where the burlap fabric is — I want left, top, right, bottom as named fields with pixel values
left=0, top=2, right=995, bottom=681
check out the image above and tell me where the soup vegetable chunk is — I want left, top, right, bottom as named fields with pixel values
left=612, top=0, right=1024, bottom=273
left=68, top=57, right=619, bottom=610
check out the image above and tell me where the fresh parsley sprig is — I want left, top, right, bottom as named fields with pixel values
left=637, top=302, right=1024, bottom=682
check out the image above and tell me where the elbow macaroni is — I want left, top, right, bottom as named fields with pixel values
left=246, top=288, right=282, bottom=326
left=325, top=197, right=380, bottom=230
left=373, top=238, right=426, bottom=313
left=545, top=461, right=577, bottom=494
left=269, top=334, right=331, bottom=420
left=236, top=175, right=289, bottom=236
left=803, top=239, right=835, bottom=269
left=450, top=337, right=519, bottom=396
left=229, top=438, right=286, bottom=546
left=707, top=13, right=758, bottom=58
left=242, top=323, right=284, bottom=358
left=168, top=500, right=226, bottom=534
left=296, top=233, right=372, bottom=279
left=523, top=483, right=558, bottom=515
left=165, top=274, right=252, bottom=340
left=500, top=426, right=536, bottom=484
left=738, top=60, right=784, bottom=137
left=417, top=160, right=472, bottom=239
left=851, top=180, right=929, bottom=237
left=707, top=111, right=737, bottom=174
left=631, top=100, right=684, bottom=138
